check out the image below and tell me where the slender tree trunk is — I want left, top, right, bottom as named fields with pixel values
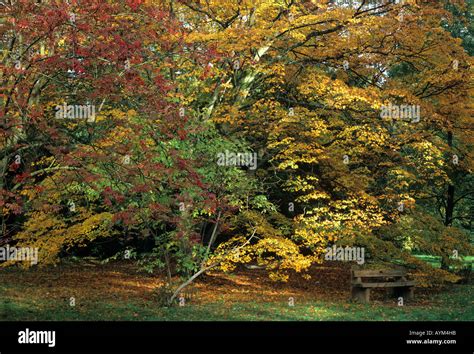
left=445, top=185, right=455, bottom=227
left=164, top=250, right=172, bottom=284
left=168, top=263, right=216, bottom=305
left=201, top=211, right=221, bottom=268
left=445, top=131, right=455, bottom=227
left=168, top=229, right=257, bottom=305
left=441, top=130, right=455, bottom=270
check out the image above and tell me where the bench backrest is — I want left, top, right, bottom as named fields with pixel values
left=351, top=268, right=409, bottom=285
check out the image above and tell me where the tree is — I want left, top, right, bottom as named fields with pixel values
left=176, top=0, right=473, bottom=283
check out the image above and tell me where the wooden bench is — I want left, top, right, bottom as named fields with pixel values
left=351, top=267, right=415, bottom=304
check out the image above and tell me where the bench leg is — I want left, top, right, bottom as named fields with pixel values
left=393, top=287, right=414, bottom=301
left=352, top=287, right=370, bottom=303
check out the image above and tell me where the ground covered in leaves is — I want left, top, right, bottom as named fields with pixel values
left=1, top=261, right=472, bottom=321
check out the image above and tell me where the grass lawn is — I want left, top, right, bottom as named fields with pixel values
left=413, top=254, right=473, bottom=269
left=1, top=261, right=472, bottom=321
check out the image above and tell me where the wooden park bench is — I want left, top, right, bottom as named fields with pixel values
left=351, top=267, right=416, bottom=304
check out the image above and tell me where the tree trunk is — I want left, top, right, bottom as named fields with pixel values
left=441, top=130, right=455, bottom=270
left=168, top=263, right=216, bottom=305
left=445, top=185, right=455, bottom=227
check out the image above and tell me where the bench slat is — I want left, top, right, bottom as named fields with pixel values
left=352, top=281, right=416, bottom=288
left=352, top=270, right=406, bottom=277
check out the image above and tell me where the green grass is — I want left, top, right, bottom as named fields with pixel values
left=1, top=284, right=472, bottom=321
left=413, top=254, right=473, bottom=269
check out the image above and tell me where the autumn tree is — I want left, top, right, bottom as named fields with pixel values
left=174, top=0, right=473, bottom=283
